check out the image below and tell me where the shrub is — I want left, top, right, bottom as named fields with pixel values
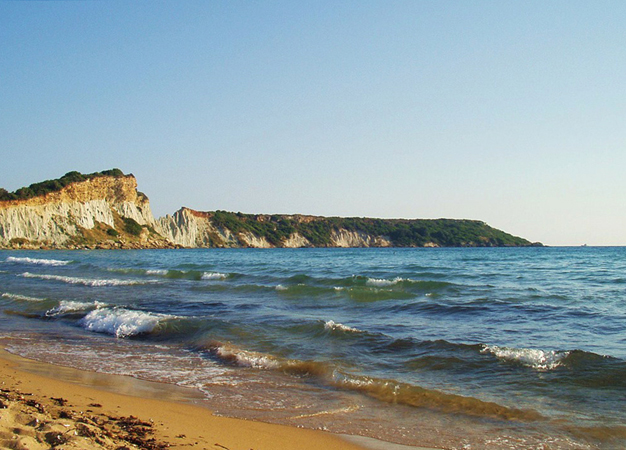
left=123, top=218, right=143, bottom=236
left=0, top=169, right=126, bottom=201
left=106, top=228, right=119, bottom=237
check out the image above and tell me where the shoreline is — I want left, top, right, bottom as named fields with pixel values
left=0, top=347, right=439, bottom=450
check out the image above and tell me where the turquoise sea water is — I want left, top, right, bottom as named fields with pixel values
left=0, top=247, right=624, bottom=449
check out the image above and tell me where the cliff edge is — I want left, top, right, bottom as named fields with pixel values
left=0, top=171, right=173, bottom=249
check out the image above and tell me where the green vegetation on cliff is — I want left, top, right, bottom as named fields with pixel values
left=0, top=169, right=125, bottom=201
left=209, top=211, right=538, bottom=247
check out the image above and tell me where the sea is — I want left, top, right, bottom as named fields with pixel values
left=0, top=247, right=624, bottom=450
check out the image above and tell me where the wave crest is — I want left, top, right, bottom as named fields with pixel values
left=21, top=272, right=149, bottom=286
left=324, top=320, right=361, bottom=333
left=201, top=272, right=228, bottom=280
left=6, top=256, right=71, bottom=266
left=1, top=292, right=45, bottom=302
left=46, top=300, right=107, bottom=317
left=365, top=277, right=406, bottom=287
left=482, top=345, right=569, bottom=370
left=80, top=308, right=170, bottom=338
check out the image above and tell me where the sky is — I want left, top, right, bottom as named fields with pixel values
left=1, top=1, right=625, bottom=246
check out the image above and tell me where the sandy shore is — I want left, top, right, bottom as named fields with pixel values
left=0, top=348, right=380, bottom=450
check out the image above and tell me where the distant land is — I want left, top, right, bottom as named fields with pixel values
left=0, top=170, right=542, bottom=249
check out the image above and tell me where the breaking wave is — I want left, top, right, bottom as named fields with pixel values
left=324, top=320, right=362, bottom=333
left=481, top=345, right=570, bottom=371
left=80, top=307, right=172, bottom=338
left=1, top=292, right=45, bottom=302
left=45, top=300, right=107, bottom=317
left=365, top=277, right=406, bottom=287
left=5, top=256, right=71, bottom=266
left=20, top=272, right=150, bottom=286
left=146, top=269, right=168, bottom=275
left=201, top=272, right=228, bottom=280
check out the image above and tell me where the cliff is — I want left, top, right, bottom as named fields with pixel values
left=155, top=208, right=537, bottom=248
left=0, top=171, right=173, bottom=249
left=0, top=170, right=541, bottom=249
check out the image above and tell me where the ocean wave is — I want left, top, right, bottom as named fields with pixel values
left=481, top=345, right=570, bottom=370
left=107, top=267, right=229, bottom=281
left=80, top=307, right=170, bottom=338
left=45, top=300, right=107, bottom=317
left=353, top=276, right=454, bottom=291
left=20, top=272, right=149, bottom=286
left=324, top=320, right=361, bottom=333
left=5, top=256, right=71, bottom=266
left=365, top=277, right=406, bottom=287
left=330, top=372, right=541, bottom=421
left=201, top=272, right=228, bottom=280
left=146, top=269, right=168, bottom=275
left=212, top=343, right=283, bottom=370
left=206, top=341, right=538, bottom=421
left=1, top=292, right=45, bottom=302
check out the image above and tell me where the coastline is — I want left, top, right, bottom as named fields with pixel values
left=0, top=348, right=438, bottom=450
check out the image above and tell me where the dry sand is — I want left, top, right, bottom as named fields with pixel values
left=0, top=348, right=374, bottom=450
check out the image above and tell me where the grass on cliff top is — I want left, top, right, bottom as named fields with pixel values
left=0, top=169, right=126, bottom=201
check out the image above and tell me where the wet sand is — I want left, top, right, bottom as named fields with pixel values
left=0, top=348, right=439, bottom=450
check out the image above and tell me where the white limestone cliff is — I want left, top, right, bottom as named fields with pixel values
left=0, top=175, right=155, bottom=248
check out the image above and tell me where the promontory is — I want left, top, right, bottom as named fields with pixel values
left=0, top=170, right=541, bottom=249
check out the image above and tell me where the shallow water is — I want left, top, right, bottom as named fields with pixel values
left=1, top=247, right=625, bottom=449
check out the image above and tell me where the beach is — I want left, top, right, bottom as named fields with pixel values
left=1, top=247, right=624, bottom=449
left=0, top=348, right=384, bottom=450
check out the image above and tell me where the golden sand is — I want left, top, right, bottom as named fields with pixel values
left=0, top=348, right=371, bottom=450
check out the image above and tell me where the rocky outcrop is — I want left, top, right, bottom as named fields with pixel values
left=282, top=233, right=312, bottom=248
left=329, top=229, right=392, bottom=248
left=0, top=175, right=164, bottom=249
left=155, top=208, right=241, bottom=248
left=156, top=208, right=272, bottom=248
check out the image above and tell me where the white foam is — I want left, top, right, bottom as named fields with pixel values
left=365, top=277, right=405, bottom=287
left=275, top=284, right=288, bottom=291
left=1, top=292, right=44, bottom=302
left=324, top=320, right=361, bottom=333
left=45, top=300, right=107, bottom=316
left=21, top=272, right=147, bottom=286
left=482, top=345, right=569, bottom=370
left=6, top=256, right=71, bottom=266
left=80, top=308, right=168, bottom=338
left=146, top=269, right=168, bottom=275
left=201, top=272, right=228, bottom=280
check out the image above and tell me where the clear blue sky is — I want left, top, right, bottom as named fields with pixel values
left=1, top=1, right=625, bottom=246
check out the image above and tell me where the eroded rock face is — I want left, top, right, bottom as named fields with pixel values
left=155, top=208, right=217, bottom=248
left=330, top=229, right=392, bottom=248
left=282, top=233, right=312, bottom=248
left=0, top=176, right=155, bottom=248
